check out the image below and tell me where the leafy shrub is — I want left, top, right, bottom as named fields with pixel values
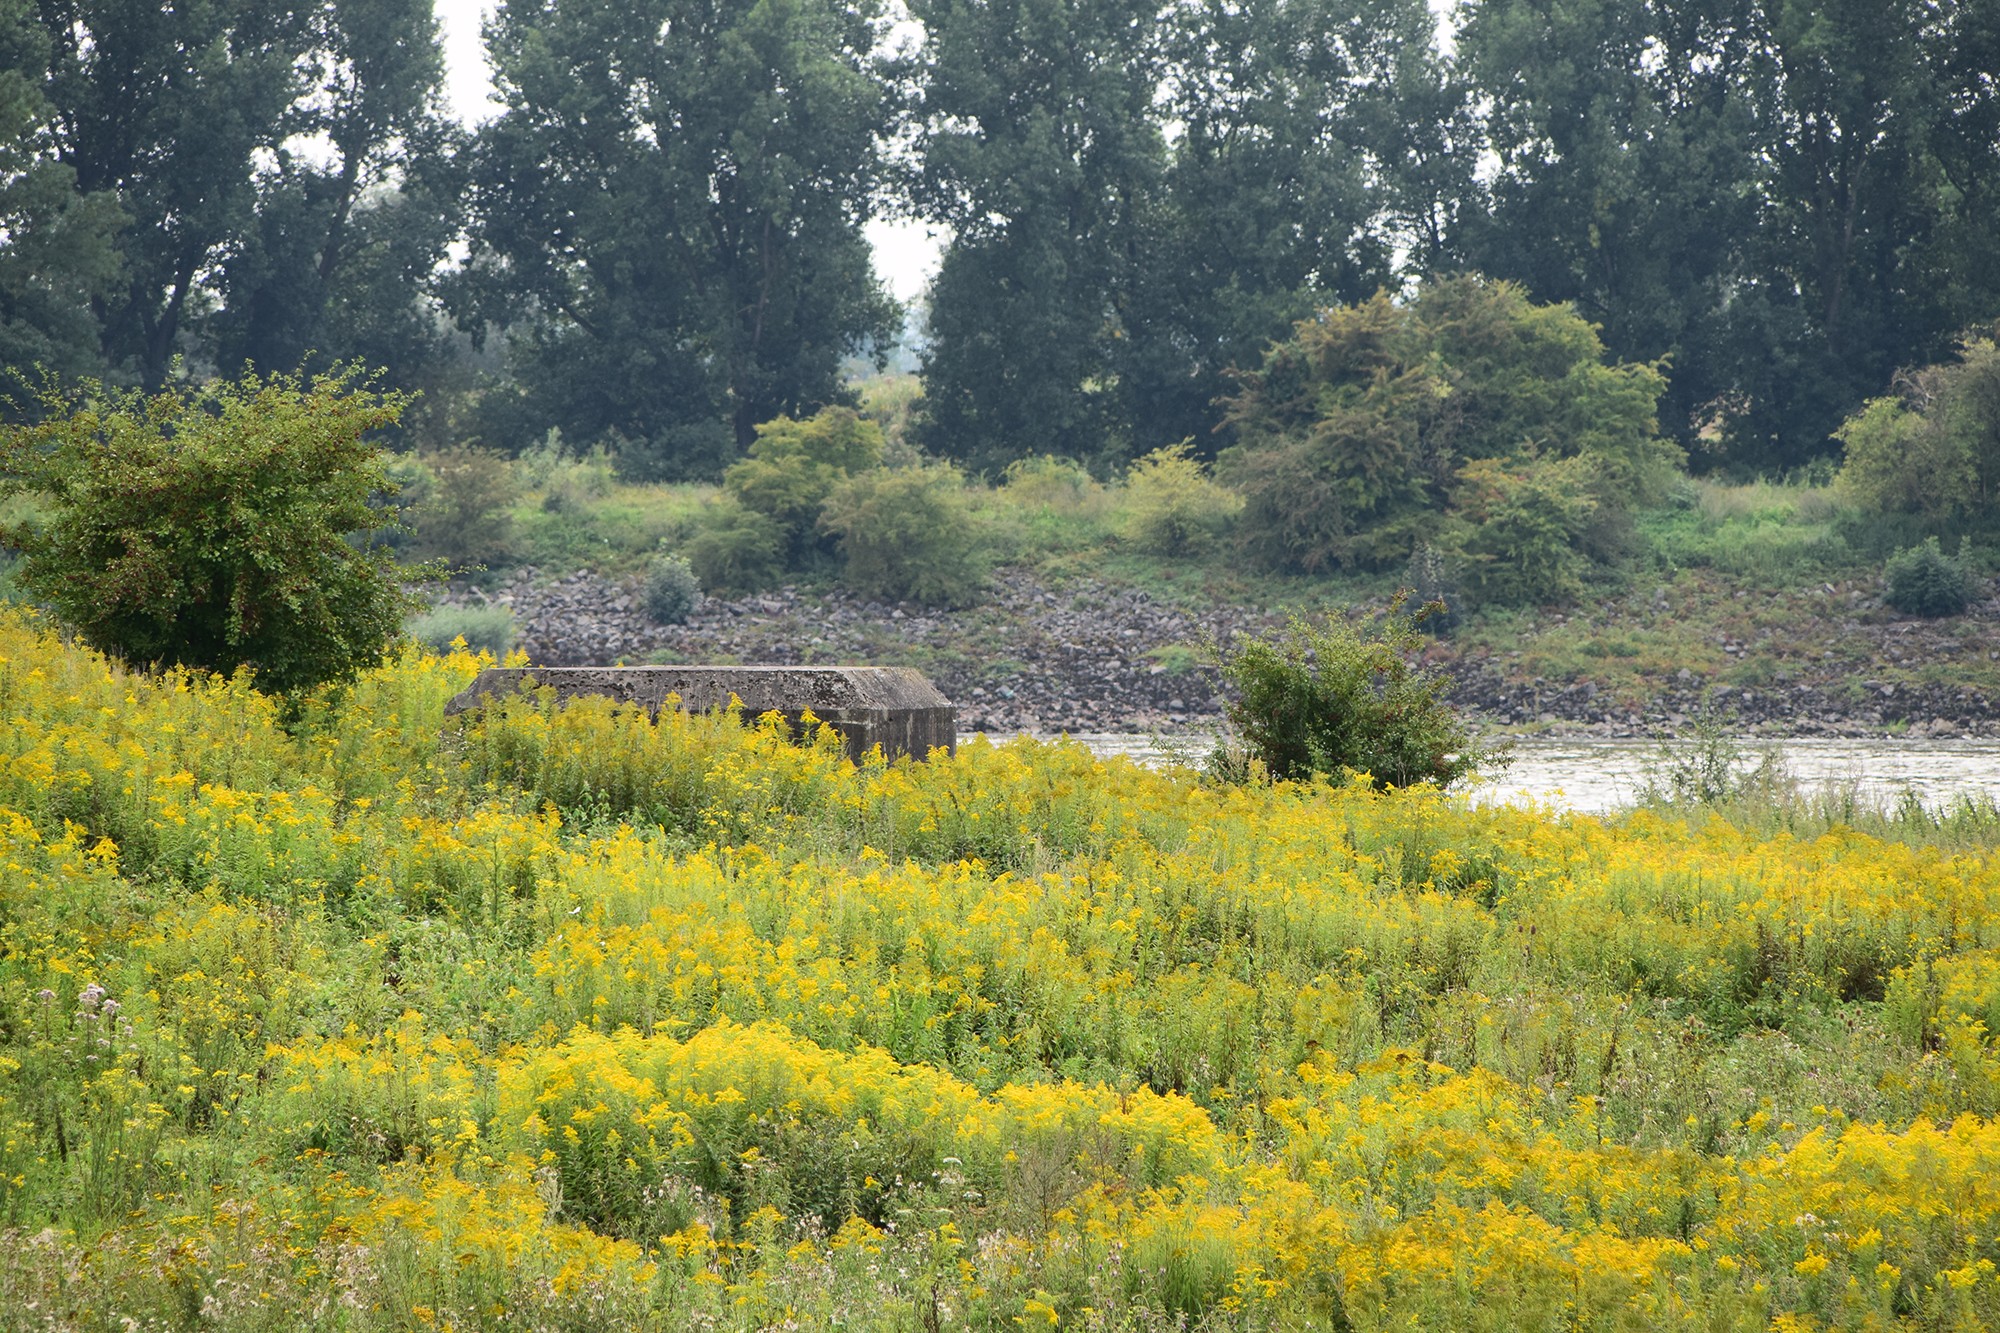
left=819, top=462, right=989, bottom=607
left=611, top=418, right=738, bottom=484
left=1451, top=454, right=1597, bottom=607
left=407, top=605, right=516, bottom=658
left=723, top=407, right=886, bottom=565
left=409, top=444, right=517, bottom=569
left=1118, top=442, right=1244, bottom=555
left=370, top=452, right=433, bottom=554
left=1212, top=600, right=1494, bottom=790
left=684, top=497, right=786, bottom=593
left=1836, top=395, right=1976, bottom=525
left=1002, top=454, right=1101, bottom=509
left=1884, top=536, right=1975, bottom=617
left=511, top=428, right=573, bottom=488
left=642, top=552, right=702, bottom=624
left=1836, top=337, right=2000, bottom=525
left=1634, top=707, right=1789, bottom=808
left=855, top=373, right=922, bottom=453
left=990, top=455, right=1116, bottom=558
left=0, top=367, right=424, bottom=695
left=1220, top=278, right=1676, bottom=581
left=538, top=446, right=616, bottom=515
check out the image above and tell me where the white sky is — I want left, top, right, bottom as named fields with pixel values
left=432, top=0, right=942, bottom=301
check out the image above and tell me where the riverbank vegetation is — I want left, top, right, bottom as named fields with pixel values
left=332, top=351, right=1998, bottom=721
left=7, top=0, right=2000, bottom=709
left=3, top=616, right=2000, bottom=1328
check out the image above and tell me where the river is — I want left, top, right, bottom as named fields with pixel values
left=1047, top=733, right=2000, bottom=815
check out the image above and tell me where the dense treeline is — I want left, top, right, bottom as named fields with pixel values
left=2, top=0, right=1996, bottom=478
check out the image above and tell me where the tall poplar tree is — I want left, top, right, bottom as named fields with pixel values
left=912, top=0, right=1471, bottom=470
left=36, top=0, right=306, bottom=385
left=1721, top=0, right=2000, bottom=469
left=457, top=0, right=898, bottom=475
left=908, top=0, right=1167, bottom=473
left=210, top=0, right=464, bottom=391
left=0, top=0, right=122, bottom=386
left=1457, top=0, right=1767, bottom=452
left=1461, top=0, right=2000, bottom=470
left=1117, top=0, right=1438, bottom=458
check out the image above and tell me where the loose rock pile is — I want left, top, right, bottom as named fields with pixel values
left=443, top=567, right=1272, bottom=736
left=438, top=568, right=2000, bottom=738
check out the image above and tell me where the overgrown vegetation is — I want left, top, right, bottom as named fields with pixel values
left=2, top=619, right=1999, bottom=1328
left=641, top=551, right=702, bottom=624
left=407, top=603, right=516, bottom=657
left=818, top=460, right=990, bottom=607
left=1118, top=442, right=1243, bottom=555
left=1220, top=279, right=1678, bottom=600
left=1837, top=336, right=2000, bottom=530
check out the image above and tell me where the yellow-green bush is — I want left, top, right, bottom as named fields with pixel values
left=819, top=460, right=991, bottom=607
left=1117, top=442, right=1243, bottom=555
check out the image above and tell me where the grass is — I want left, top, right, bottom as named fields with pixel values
left=505, top=480, right=719, bottom=578
left=407, top=604, right=517, bottom=657
left=1637, top=478, right=1854, bottom=582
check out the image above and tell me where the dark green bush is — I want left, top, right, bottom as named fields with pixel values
left=0, top=367, right=425, bottom=695
left=643, top=552, right=702, bottom=623
left=1452, top=454, right=1597, bottom=607
left=612, top=419, right=737, bottom=484
left=1835, top=337, right=2000, bottom=526
left=685, top=498, right=786, bottom=594
left=1213, top=601, right=1494, bottom=790
left=818, top=462, right=989, bottom=607
left=1884, top=536, right=1974, bottom=617
left=1219, top=278, right=1676, bottom=583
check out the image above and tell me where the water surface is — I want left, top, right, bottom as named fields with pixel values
left=1044, top=733, right=2000, bottom=816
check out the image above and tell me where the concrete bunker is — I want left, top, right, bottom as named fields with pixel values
left=443, top=665, right=957, bottom=763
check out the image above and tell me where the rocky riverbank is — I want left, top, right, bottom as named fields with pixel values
left=436, top=565, right=2000, bottom=739
left=446, top=565, right=1274, bottom=735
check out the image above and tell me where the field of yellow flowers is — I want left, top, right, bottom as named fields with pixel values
left=3, top=608, right=2000, bottom=1330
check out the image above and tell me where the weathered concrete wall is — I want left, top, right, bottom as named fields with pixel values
left=444, top=666, right=956, bottom=763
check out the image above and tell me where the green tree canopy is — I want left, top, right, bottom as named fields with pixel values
left=1836, top=335, right=2000, bottom=527
left=36, top=0, right=308, bottom=384
left=0, top=0, right=123, bottom=384
left=1112, top=0, right=1424, bottom=460
left=722, top=406, right=886, bottom=564
left=1456, top=0, right=1763, bottom=458
left=2, top=0, right=461, bottom=410
left=911, top=0, right=1449, bottom=472
left=908, top=0, right=1167, bottom=474
left=210, top=0, right=464, bottom=394
left=1458, top=0, right=2000, bottom=472
left=456, top=0, right=898, bottom=475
